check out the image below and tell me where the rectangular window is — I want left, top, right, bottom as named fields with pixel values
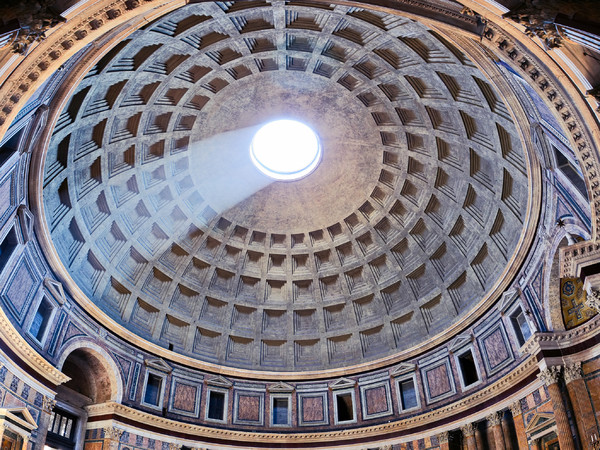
left=29, top=296, right=53, bottom=342
left=144, top=373, right=163, bottom=406
left=47, top=408, right=76, bottom=439
left=458, top=349, right=479, bottom=387
left=334, top=391, right=354, bottom=423
left=0, top=227, right=18, bottom=273
left=272, top=397, right=289, bottom=425
left=510, top=307, right=532, bottom=346
left=399, top=378, right=418, bottom=410
left=207, top=390, right=225, bottom=421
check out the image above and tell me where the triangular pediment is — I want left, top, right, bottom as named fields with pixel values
left=525, top=412, right=554, bottom=433
left=17, top=206, right=34, bottom=243
left=329, top=377, right=356, bottom=390
left=390, top=363, right=416, bottom=377
left=0, top=407, right=38, bottom=431
left=449, top=334, right=472, bottom=352
left=206, top=375, right=232, bottom=388
left=44, top=278, right=66, bottom=305
left=268, top=381, right=294, bottom=392
left=498, top=288, right=519, bottom=313
left=144, top=358, right=172, bottom=373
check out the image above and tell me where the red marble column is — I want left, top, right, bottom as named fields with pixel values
left=462, top=423, right=477, bottom=450
left=487, top=411, right=506, bottom=450
left=565, top=362, right=598, bottom=450
left=501, top=413, right=514, bottom=450
left=509, top=400, right=528, bottom=450
left=539, top=366, right=576, bottom=450
left=474, top=424, right=485, bottom=450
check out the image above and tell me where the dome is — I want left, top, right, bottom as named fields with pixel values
left=42, top=1, right=534, bottom=372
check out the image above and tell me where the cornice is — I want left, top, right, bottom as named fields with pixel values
left=0, top=306, right=70, bottom=387
left=521, top=315, right=600, bottom=356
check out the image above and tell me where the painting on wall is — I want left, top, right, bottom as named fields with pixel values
left=561, top=278, right=596, bottom=329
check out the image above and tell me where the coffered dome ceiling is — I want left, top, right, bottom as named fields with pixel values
left=42, top=1, right=531, bottom=371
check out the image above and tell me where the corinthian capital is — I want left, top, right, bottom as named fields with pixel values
left=437, top=431, right=449, bottom=444
left=563, top=362, right=583, bottom=384
left=461, top=422, right=476, bottom=437
left=538, top=366, right=562, bottom=386
left=42, top=395, right=56, bottom=413
left=509, top=400, right=522, bottom=416
left=487, top=411, right=503, bottom=426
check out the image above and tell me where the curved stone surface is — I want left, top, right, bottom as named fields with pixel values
left=42, top=1, right=530, bottom=371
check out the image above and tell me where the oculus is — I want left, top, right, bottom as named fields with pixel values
left=250, top=119, right=322, bottom=181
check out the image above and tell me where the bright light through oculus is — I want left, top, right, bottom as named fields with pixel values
left=250, top=120, right=321, bottom=181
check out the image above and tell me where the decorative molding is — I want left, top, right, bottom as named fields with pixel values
left=538, top=366, right=562, bottom=386
left=449, top=334, right=472, bottom=352
left=521, top=316, right=600, bottom=356
left=0, top=305, right=70, bottom=386
left=17, top=205, right=34, bottom=243
left=563, top=362, right=583, bottom=384
left=329, top=377, right=356, bottom=390
left=44, top=278, right=66, bottom=306
left=268, top=381, right=294, bottom=393
left=498, top=288, right=519, bottom=313
left=205, top=375, right=232, bottom=388
left=390, top=363, right=416, bottom=377
left=144, top=358, right=172, bottom=374
left=560, top=241, right=600, bottom=279
left=585, top=289, right=600, bottom=313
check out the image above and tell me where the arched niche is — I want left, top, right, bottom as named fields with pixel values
left=57, top=341, right=123, bottom=404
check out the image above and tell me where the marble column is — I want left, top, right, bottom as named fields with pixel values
left=474, top=424, right=485, bottom=450
left=461, top=423, right=477, bottom=450
left=539, top=366, right=576, bottom=450
left=565, top=362, right=597, bottom=450
left=509, top=400, right=528, bottom=450
left=487, top=411, right=506, bottom=450
left=437, top=431, right=450, bottom=450
left=501, top=412, right=514, bottom=450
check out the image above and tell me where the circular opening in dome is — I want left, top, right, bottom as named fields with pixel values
left=250, top=119, right=322, bottom=181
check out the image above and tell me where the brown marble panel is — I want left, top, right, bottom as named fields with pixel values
left=3, top=260, right=35, bottom=315
left=583, top=358, right=600, bottom=375
left=237, top=394, right=260, bottom=422
left=365, top=385, right=388, bottom=415
left=482, top=328, right=510, bottom=369
left=302, top=396, right=324, bottom=422
left=426, top=363, right=452, bottom=399
left=172, top=381, right=197, bottom=412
